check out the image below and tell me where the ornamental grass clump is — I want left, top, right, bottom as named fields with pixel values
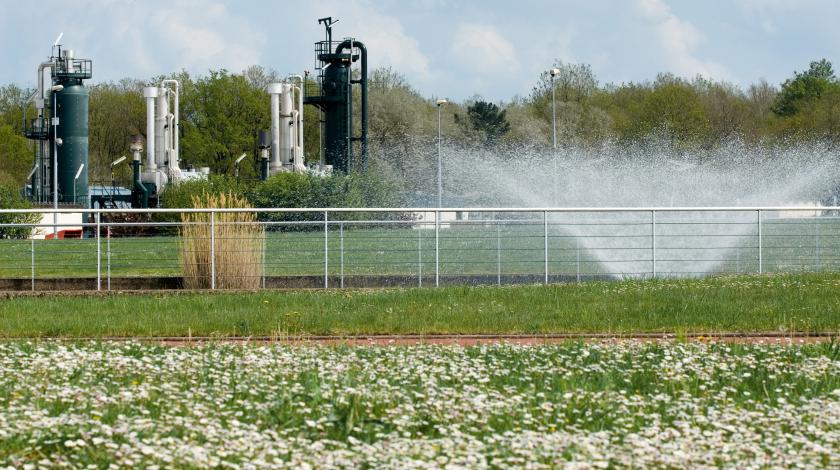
left=181, top=192, right=264, bottom=289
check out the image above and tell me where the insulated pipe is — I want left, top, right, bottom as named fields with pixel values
left=279, top=83, right=294, bottom=168
left=155, top=89, right=168, bottom=168
left=335, top=40, right=368, bottom=172
left=267, top=83, right=283, bottom=173
left=161, top=80, right=180, bottom=170
left=287, top=75, right=304, bottom=162
left=143, top=87, right=159, bottom=170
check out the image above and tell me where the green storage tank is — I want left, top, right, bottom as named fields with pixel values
left=55, top=80, right=89, bottom=204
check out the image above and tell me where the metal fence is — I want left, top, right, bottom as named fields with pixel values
left=0, top=207, right=838, bottom=291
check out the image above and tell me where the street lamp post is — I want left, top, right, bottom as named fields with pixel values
left=51, top=84, right=64, bottom=238
left=549, top=68, right=560, bottom=204
left=436, top=99, right=447, bottom=208
left=234, top=153, right=248, bottom=178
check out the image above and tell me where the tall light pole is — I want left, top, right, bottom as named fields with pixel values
left=51, top=84, right=64, bottom=238
left=436, top=99, right=448, bottom=208
left=549, top=68, right=560, bottom=204
left=549, top=68, right=560, bottom=150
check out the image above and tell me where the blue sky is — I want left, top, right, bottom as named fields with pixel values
left=1, top=0, right=838, bottom=101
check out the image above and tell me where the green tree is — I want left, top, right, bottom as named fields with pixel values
left=0, top=124, right=32, bottom=188
left=179, top=70, right=270, bottom=177
left=773, top=59, right=837, bottom=117
left=0, top=182, right=39, bottom=239
left=464, top=101, right=511, bottom=144
left=88, top=79, right=145, bottom=182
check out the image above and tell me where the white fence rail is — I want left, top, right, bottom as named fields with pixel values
left=0, top=207, right=838, bottom=291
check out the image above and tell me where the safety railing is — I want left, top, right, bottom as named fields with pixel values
left=0, top=207, right=837, bottom=291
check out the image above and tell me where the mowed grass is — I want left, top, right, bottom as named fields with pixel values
left=1, top=215, right=839, bottom=279
left=0, top=273, right=839, bottom=337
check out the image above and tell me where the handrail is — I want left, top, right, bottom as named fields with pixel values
left=0, top=206, right=836, bottom=215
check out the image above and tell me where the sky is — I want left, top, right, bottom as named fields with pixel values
left=1, top=0, right=838, bottom=102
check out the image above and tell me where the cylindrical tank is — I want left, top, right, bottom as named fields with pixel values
left=55, top=80, right=88, bottom=204
left=322, top=60, right=351, bottom=173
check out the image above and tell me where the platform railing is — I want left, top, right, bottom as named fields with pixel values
left=0, top=206, right=837, bottom=291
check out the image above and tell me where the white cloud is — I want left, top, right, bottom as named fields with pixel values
left=637, top=0, right=730, bottom=79
left=450, top=23, right=519, bottom=75
left=34, top=0, right=266, bottom=80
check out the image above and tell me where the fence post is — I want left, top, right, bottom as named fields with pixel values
left=96, top=212, right=101, bottom=291
left=261, top=227, right=267, bottom=289
left=815, top=217, right=821, bottom=271
left=210, top=210, right=216, bottom=290
left=757, top=209, right=763, bottom=274
left=339, top=221, right=344, bottom=288
left=30, top=237, right=35, bottom=292
left=544, top=210, right=549, bottom=285
left=435, top=210, right=440, bottom=287
left=757, top=210, right=762, bottom=274
left=107, top=225, right=111, bottom=291
left=651, top=210, right=656, bottom=279
left=496, top=211, right=501, bottom=286
left=576, top=238, right=581, bottom=283
left=418, top=224, right=422, bottom=287
left=324, top=210, right=329, bottom=289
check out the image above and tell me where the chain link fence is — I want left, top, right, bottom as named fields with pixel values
left=0, top=207, right=838, bottom=291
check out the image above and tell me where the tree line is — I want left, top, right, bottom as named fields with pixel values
left=1, top=59, right=839, bottom=194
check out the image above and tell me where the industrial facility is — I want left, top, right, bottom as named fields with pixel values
left=21, top=19, right=369, bottom=213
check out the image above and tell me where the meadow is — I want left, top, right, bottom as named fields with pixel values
left=0, top=341, right=836, bottom=467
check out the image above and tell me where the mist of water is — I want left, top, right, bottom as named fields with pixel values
left=429, top=139, right=840, bottom=278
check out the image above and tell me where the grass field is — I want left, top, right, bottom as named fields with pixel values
left=1, top=215, right=839, bottom=280
left=1, top=273, right=839, bottom=337
left=0, top=341, right=837, bottom=467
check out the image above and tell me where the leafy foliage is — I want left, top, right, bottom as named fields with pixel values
left=773, top=59, right=838, bottom=117
left=0, top=183, right=39, bottom=239
left=463, top=101, right=511, bottom=145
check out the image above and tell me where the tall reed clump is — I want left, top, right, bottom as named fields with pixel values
left=181, top=192, right=265, bottom=289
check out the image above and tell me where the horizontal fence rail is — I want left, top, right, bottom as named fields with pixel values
left=0, top=207, right=837, bottom=291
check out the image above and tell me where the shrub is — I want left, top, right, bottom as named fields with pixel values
left=247, top=172, right=407, bottom=230
left=180, top=192, right=264, bottom=289
left=0, top=183, right=39, bottom=239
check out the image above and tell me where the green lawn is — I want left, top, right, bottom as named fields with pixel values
left=0, top=273, right=838, bottom=337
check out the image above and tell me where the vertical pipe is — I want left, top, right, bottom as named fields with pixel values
left=757, top=210, right=763, bottom=274
left=435, top=210, right=440, bottom=287
left=143, top=87, right=158, bottom=170
left=210, top=211, right=216, bottom=290
left=96, top=212, right=101, bottom=291
left=576, top=238, right=581, bottom=283
left=544, top=210, right=549, bottom=285
left=268, top=84, right=283, bottom=173
left=340, top=221, right=344, bottom=288
left=651, top=210, right=656, bottom=279
left=324, top=211, right=329, bottom=289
